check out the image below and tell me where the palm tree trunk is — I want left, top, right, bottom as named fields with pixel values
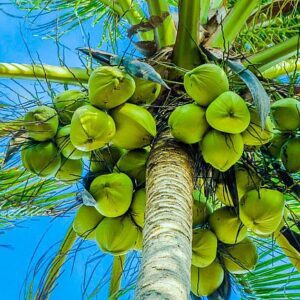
left=135, top=131, right=194, bottom=300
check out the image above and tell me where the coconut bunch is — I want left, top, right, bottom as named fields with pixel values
left=21, top=91, right=89, bottom=183
left=21, top=66, right=160, bottom=185
left=168, top=63, right=274, bottom=172
left=190, top=180, right=288, bottom=296
left=267, top=98, right=300, bottom=173
left=72, top=179, right=146, bottom=255
left=190, top=198, right=258, bottom=296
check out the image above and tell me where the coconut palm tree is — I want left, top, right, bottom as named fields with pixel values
left=0, top=0, right=300, bottom=299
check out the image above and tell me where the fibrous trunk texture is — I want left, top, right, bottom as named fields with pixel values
left=135, top=131, right=194, bottom=300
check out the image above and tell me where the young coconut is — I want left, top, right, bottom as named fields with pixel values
left=191, top=261, right=224, bottom=297
left=130, top=188, right=146, bottom=228
left=24, top=105, right=59, bottom=142
left=192, top=229, right=218, bottom=268
left=130, top=77, right=161, bottom=105
left=168, top=103, right=209, bottom=144
left=89, top=173, right=133, bottom=217
left=267, top=132, right=290, bottom=158
left=242, top=107, right=274, bottom=146
left=22, top=141, right=61, bottom=177
left=192, top=190, right=212, bottom=226
left=239, top=188, right=285, bottom=235
left=73, top=205, right=104, bottom=240
left=201, top=130, right=244, bottom=172
left=53, top=90, right=88, bottom=124
left=209, top=206, right=247, bottom=244
left=206, top=91, right=250, bottom=134
left=90, top=145, right=123, bottom=173
left=222, top=237, right=258, bottom=274
left=280, top=137, right=300, bottom=173
left=56, top=125, right=86, bottom=160
left=271, top=98, right=300, bottom=131
left=216, top=166, right=261, bottom=206
left=95, top=215, right=139, bottom=255
left=115, top=148, right=149, bottom=185
left=70, top=105, right=116, bottom=152
left=111, top=103, right=156, bottom=150
left=88, top=66, right=136, bottom=109
left=55, top=158, right=83, bottom=184
left=184, top=64, right=229, bottom=106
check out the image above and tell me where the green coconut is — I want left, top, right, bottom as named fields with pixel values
left=168, top=103, right=209, bottom=144
left=206, top=91, right=250, bottom=134
left=56, top=125, right=86, bottom=160
left=271, top=98, right=300, bottom=131
left=88, top=66, right=136, bottom=109
left=95, top=215, right=139, bottom=255
left=89, top=173, right=133, bottom=217
left=216, top=166, right=261, bottom=206
left=209, top=206, right=247, bottom=244
left=239, top=188, right=285, bottom=235
left=70, top=105, right=116, bottom=152
left=53, top=90, right=88, bottom=124
left=55, top=158, right=83, bottom=184
left=73, top=205, right=104, bottom=240
left=184, top=64, right=229, bottom=106
left=90, top=145, right=123, bottom=173
left=201, top=130, right=244, bottom=172
left=242, top=108, right=274, bottom=146
left=267, top=132, right=290, bottom=158
left=111, top=103, right=156, bottom=149
left=192, top=190, right=212, bottom=226
left=22, top=141, right=61, bottom=177
left=24, top=105, right=59, bottom=142
left=192, top=229, right=218, bottom=268
left=115, top=148, right=149, bottom=185
left=280, top=137, right=300, bottom=173
left=191, top=261, right=224, bottom=297
left=130, top=188, right=146, bottom=228
left=130, top=77, right=161, bottom=105
left=222, top=237, right=258, bottom=274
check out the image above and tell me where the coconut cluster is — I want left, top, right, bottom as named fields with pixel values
left=21, top=66, right=160, bottom=185
left=268, top=98, right=300, bottom=173
left=168, top=63, right=274, bottom=172
left=190, top=165, right=287, bottom=297
left=19, top=65, right=162, bottom=255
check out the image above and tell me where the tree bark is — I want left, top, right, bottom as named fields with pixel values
left=135, top=131, right=195, bottom=300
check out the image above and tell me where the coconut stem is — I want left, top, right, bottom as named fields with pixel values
left=200, top=0, right=210, bottom=25
left=173, top=0, right=202, bottom=70
left=206, top=0, right=260, bottom=50
left=245, top=35, right=300, bottom=72
left=117, top=0, right=154, bottom=41
left=0, top=63, right=90, bottom=85
left=262, top=59, right=300, bottom=79
left=146, top=0, right=177, bottom=49
left=109, top=255, right=126, bottom=299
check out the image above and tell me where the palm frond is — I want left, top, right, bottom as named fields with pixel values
left=237, top=240, right=300, bottom=299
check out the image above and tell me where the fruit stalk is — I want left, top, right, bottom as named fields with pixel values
left=135, top=130, right=194, bottom=300
left=109, top=255, right=126, bottom=299
left=40, top=224, right=77, bottom=297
